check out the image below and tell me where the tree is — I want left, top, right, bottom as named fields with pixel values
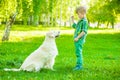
left=2, top=13, right=17, bottom=41
left=1, top=0, right=18, bottom=41
left=0, top=0, right=119, bottom=28
left=87, top=0, right=120, bottom=28
left=21, top=0, right=32, bottom=25
left=32, top=0, right=39, bottom=26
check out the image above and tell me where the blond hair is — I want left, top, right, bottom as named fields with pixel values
left=76, top=6, right=87, bottom=14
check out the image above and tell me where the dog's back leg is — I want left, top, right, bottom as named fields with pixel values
left=21, top=64, right=35, bottom=72
left=35, top=64, right=42, bottom=72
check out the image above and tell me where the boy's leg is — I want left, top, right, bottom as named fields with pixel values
left=74, top=42, right=83, bottom=70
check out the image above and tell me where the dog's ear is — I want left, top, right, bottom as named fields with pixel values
left=49, top=32, right=55, bottom=38
left=50, top=34, right=55, bottom=38
left=46, top=31, right=55, bottom=38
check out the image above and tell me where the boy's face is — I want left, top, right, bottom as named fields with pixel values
left=77, top=12, right=84, bottom=19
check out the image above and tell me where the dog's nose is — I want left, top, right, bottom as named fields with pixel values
left=58, top=31, right=60, bottom=34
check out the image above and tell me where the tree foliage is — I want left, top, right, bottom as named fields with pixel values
left=87, top=0, right=120, bottom=28
left=0, top=0, right=120, bottom=27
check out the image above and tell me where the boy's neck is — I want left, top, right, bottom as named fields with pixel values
left=79, top=15, right=86, bottom=20
left=79, top=17, right=85, bottom=21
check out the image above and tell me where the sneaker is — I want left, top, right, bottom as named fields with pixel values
left=73, top=65, right=83, bottom=71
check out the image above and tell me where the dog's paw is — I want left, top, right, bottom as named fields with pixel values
left=51, top=68, right=56, bottom=71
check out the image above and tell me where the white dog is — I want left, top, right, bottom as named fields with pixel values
left=4, top=30, right=60, bottom=72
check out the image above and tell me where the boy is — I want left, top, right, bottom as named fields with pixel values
left=71, top=6, right=88, bottom=70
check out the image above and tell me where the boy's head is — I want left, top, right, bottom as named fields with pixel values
left=76, top=6, right=87, bottom=19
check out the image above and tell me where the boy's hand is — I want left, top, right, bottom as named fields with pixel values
left=74, top=31, right=85, bottom=42
left=71, top=16, right=74, bottom=20
left=74, top=37, right=79, bottom=42
left=71, top=16, right=74, bottom=23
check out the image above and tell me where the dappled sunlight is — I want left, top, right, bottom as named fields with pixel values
left=0, top=0, right=120, bottom=79
left=0, top=31, right=47, bottom=42
left=0, top=30, right=74, bottom=42
left=88, top=29, right=120, bottom=34
left=0, top=29, right=120, bottom=42
left=0, top=29, right=120, bottom=80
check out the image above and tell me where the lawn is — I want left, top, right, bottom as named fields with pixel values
left=0, top=26, right=120, bottom=80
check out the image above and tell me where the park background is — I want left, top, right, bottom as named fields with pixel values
left=0, top=0, right=120, bottom=80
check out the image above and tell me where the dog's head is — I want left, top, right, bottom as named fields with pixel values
left=46, top=30, right=60, bottom=38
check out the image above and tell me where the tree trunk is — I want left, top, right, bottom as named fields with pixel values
left=2, top=13, right=17, bottom=41
left=60, top=0, right=62, bottom=27
left=111, top=21, right=114, bottom=29
left=107, top=22, right=109, bottom=28
left=97, top=21, right=100, bottom=28
left=28, top=16, right=32, bottom=25
left=33, top=14, right=39, bottom=26
left=23, top=17, right=28, bottom=25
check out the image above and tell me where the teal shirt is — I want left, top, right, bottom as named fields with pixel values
left=72, top=18, right=88, bottom=43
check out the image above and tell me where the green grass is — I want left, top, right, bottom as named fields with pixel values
left=0, top=25, right=72, bottom=31
left=0, top=26, right=120, bottom=80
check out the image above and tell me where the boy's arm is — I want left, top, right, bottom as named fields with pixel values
left=72, top=23, right=77, bottom=28
left=74, top=31, right=85, bottom=42
left=71, top=16, right=77, bottom=28
left=77, top=31, right=85, bottom=39
left=74, top=20, right=88, bottom=42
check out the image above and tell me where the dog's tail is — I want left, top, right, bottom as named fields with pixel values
left=4, top=68, right=21, bottom=71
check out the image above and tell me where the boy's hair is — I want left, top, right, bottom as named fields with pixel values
left=76, top=6, right=87, bottom=14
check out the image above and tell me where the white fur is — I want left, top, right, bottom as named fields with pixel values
left=4, top=30, right=60, bottom=72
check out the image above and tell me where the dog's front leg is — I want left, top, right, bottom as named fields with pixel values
left=48, top=58, right=55, bottom=71
left=44, top=58, right=55, bottom=71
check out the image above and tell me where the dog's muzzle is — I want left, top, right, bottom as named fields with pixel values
left=55, top=31, right=60, bottom=38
